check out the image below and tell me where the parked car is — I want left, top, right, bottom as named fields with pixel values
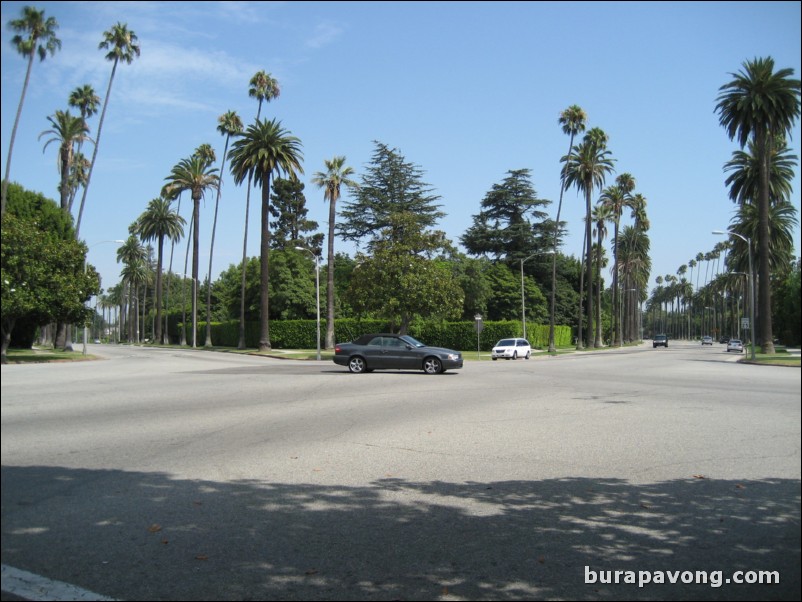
left=653, top=334, right=668, bottom=348
left=702, top=336, right=713, bottom=345
left=333, top=333, right=463, bottom=374
left=491, top=338, right=531, bottom=360
left=727, top=339, right=744, bottom=353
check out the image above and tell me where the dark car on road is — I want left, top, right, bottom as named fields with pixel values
left=333, top=333, right=463, bottom=374
left=653, top=334, right=668, bottom=348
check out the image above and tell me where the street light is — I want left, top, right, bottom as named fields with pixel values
left=520, top=251, right=552, bottom=342
left=295, top=247, right=321, bottom=361
left=83, top=240, right=124, bottom=355
left=713, top=230, right=756, bottom=360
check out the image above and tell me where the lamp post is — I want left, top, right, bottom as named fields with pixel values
left=83, top=240, right=124, bottom=355
left=296, top=247, right=321, bottom=361
left=713, top=230, right=755, bottom=360
left=520, top=251, right=552, bottom=342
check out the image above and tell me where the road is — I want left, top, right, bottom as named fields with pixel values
left=2, top=342, right=799, bottom=601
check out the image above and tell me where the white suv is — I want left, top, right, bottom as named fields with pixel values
left=491, top=338, right=531, bottom=360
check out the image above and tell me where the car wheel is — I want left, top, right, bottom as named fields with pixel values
left=348, top=356, right=367, bottom=373
left=492, top=357, right=497, bottom=361
left=423, top=357, right=443, bottom=374
left=525, top=351, right=531, bottom=359
left=513, top=351, right=518, bottom=360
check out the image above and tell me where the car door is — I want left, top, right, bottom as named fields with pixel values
left=383, top=336, right=417, bottom=369
left=362, top=336, right=388, bottom=368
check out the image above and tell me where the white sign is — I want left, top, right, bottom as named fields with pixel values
left=741, top=317, right=750, bottom=330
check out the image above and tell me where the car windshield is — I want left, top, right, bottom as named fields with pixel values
left=400, top=335, right=426, bottom=348
left=497, top=339, right=515, bottom=346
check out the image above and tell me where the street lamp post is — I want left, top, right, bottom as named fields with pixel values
left=520, top=251, right=552, bottom=342
left=713, top=230, right=755, bottom=360
left=296, top=247, right=321, bottom=361
left=83, top=240, right=124, bottom=355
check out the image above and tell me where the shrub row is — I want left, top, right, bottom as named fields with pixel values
left=172, top=318, right=572, bottom=351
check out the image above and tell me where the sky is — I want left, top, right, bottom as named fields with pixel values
left=2, top=0, right=801, bottom=302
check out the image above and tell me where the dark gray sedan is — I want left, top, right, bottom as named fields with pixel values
left=333, top=333, right=463, bottom=374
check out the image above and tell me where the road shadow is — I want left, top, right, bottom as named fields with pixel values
left=2, top=466, right=799, bottom=600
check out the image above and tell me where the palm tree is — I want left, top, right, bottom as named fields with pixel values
left=311, top=156, right=359, bottom=349
left=592, top=203, right=610, bottom=346
left=715, top=56, right=801, bottom=354
left=116, top=235, right=147, bottom=342
left=75, top=22, right=140, bottom=237
left=563, top=127, right=615, bottom=348
left=548, top=105, right=586, bottom=352
left=38, top=110, right=90, bottom=212
left=135, top=197, right=185, bottom=345
left=229, top=118, right=303, bottom=351
left=600, top=173, right=635, bottom=346
left=2, top=6, right=61, bottom=217
left=67, top=84, right=100, bottom=213
left=236, top=71, right=281, bottom=349
left=203, top=111, right=244, bottom=347
left=163, top=156, right=219, bottom=347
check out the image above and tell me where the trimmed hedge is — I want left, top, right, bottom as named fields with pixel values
left=175, top=318, right=572, bottom=351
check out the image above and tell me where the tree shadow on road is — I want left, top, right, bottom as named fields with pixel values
left=2, top=466, right=799, bottom=600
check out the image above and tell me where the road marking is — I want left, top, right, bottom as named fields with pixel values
left=1, top=565, right=118, bottom=601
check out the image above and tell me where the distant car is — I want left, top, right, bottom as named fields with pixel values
left=702, top=336, right=713, bottom=345
left=491, top=338, right=531, bottom=360
left=653, top=334, right=668, bottom=348
left=719, top=336, right=730, bottom=344
left=727, top=339, right=744, bottom=353
left=333, top=333, right=463, bottom=374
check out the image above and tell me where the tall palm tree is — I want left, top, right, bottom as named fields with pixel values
left=600, top=172, right=635, bottom=346
left=163, top=156, right=219, bottom=347
left=715, top=56, right=801, bottom=354
left=548, top=105, right=586, bottom=352
left=563, top=127, right=615, bottom=348
left=75, top=22, right=140, bottom=237
left=2, top=6, right=61, bottom=217
left=311, top=156, right=359, bottom=349
left=116, top=234, right=147, bottom=342
left=229, top=118, right=303, bottom=351
left=203, top=111, right=244, bottom=347
left=38, top=110, right=90, bottom=212
left=236, top=71, right=281, bottom=349
left=135, top=197, right=185, bottom=345
left=67, top=84, right=100, bottom=213
left=592, top=203, right=610, bottom=346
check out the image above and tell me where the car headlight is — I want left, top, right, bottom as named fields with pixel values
left=445, top=353, right=460, bottom=361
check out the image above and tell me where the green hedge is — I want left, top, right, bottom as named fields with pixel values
left=176, top=318, right=572, bottom=351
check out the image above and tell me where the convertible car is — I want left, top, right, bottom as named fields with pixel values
left=333, top=333, right=463, bottom=374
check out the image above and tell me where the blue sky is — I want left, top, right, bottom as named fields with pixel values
left=2, top=1, right=800, bottom=300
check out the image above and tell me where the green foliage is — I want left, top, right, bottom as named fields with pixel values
left=269, top=177, right=323, bottom=252
left=337, top=141, right=444, bottom=247
left=773, top=258, right=801, bottom=345
left=2, top=211, right=99, bottom=336
left=194, top=317, right=571, bottom=351
left=346, top=213, right=463, bottom=331
left=461, top=169, right=551, bottom=261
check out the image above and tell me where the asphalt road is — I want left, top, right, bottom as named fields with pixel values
left=2, top=342, right=799, bottom=601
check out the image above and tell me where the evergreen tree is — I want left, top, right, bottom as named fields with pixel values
left=269, top=178, right=323, bottom=253
left=338, top=141, right=444, bottom=249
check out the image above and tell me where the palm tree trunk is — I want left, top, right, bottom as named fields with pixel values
left=75, top=59, right=118, bottom=238
left=238, top=184, right=252, bottom=350
left=258, top=177, right=272, bottom=351
left=205, top=137, right=230, bottom=348
left=1, top=51, right=35, bottom=217
left=325, top=196, right=336, bottom=349
left=585, top=188, right=595, bottom=347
